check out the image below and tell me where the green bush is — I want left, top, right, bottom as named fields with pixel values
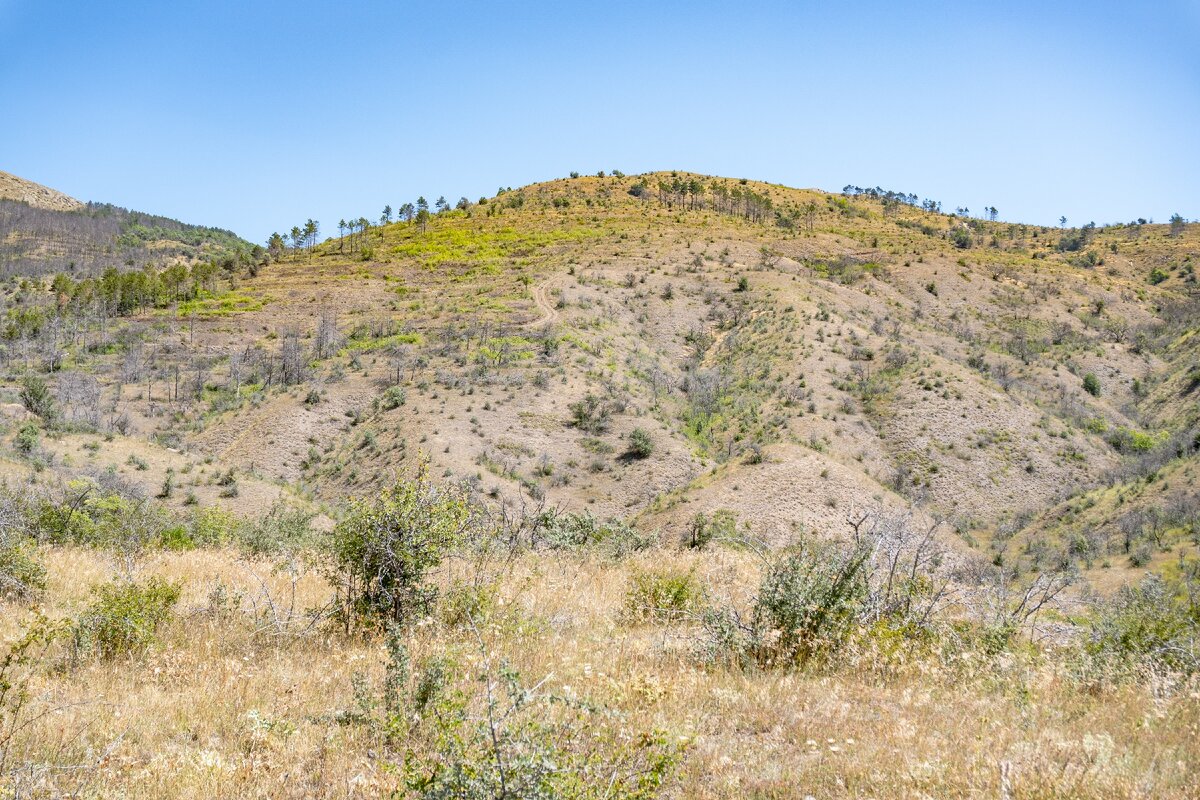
left=627, top=428, right=654, bottom=459
left=625, top=567, right=704, bottom=622
left=13, top=423, right=39, bottom=455
left=700, top=542, right=870, bottom=668
left=379, top=385, right=407, bottom=411
left=568, top=394, right=613, bottom=434
left=686, top=509, right=738, bottom=549
left=0, top=533, right=46, bottom=600
left=1082, top=372, right=1101, bottom=397
left=19, top=376, right=56, bottom=423
left=72, top=577, right=182, bottom=660
left=538, top=511, right=656, bottom=558
left=329, top=468, right=483, bottom=628
left=1082, top=573, right=1199, bottom=679
left=239, top=505, right=315, bottom=557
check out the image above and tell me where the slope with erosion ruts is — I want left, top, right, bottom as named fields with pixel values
left=4, top=171, right=1196, bottom=591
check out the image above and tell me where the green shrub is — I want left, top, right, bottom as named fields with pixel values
left=329, top=468, right=483, bottom=628
left=19, top=376, right=56, bottom=423
left=539, top=511, right=656, bottom=558
left=438, top=580, right=496, bottom=627
left=700, top=542, right=870, bottom=668
left=0, top=533, right=46, bottom=600
left=1082, top=373, right=1101, bottom=397
left=627, top=428, right=654, bottom=459
left=239, top=505, right=315, bottom=557
left=686, top=509, right=738, bottom=549
left=949, top=227, right=971, bottom=249
left=13, top=423, right=39, bottom=455
left=72, top=577, right=182, bottom=660
left=568, top=394, right=613, bottom=434
left=1082, top=573, right=1199, bottom=679
left=401, top=662, right=679, bottom=799
left=1148, top=267, right=1169, bottom=285
left=625, top=567, right=704, bottom=622
left=380, top=385, right=407, bottom=411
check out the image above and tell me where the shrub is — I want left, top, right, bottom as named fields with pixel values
left=329, top=467, right=484, bottom=628
left=438, top=580, right=496, bottom=627
left=627, top=428, right=654, bottom=459
left=625, top=567, right=704, bottom=622
left=239, top=504, right=316, bottom=557
left=1082, top=573, right=1199, bottom=679
left=539, top=511, right=656, bottom=558
left=401, top=661, right=679, bottom=799
left=13, top=423, right=39, bottom=455
left=19, top=376, right=56, bottom=423
left=568, top=394, right=613, bottom=434
left=1148, top=267, right=1169, bottom=285
left=949, top=226, right=971, bottom=249
left=1082, top=372, right=1101, bottom=397
left=380, top=385, right=406, bottom=411
left=72, top=577, right=182, bottom=660
left=0, top=530, right=46, bottom=600
left=699, top=541, right=871, bottom=668
left=686, top=509, right=738, bottom=549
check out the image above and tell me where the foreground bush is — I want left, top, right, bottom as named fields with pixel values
left=72, top=577, right=182, bottom=660
left=329, top=467, right=486, bottom=629
left=1082, top=572, right=1199, bottom=680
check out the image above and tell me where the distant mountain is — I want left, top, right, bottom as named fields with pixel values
left=0, top=170, right=252, bottom=277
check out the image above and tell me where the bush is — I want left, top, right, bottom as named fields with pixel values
left=949, top=226, right=971, bottom=249
left=538, top=511, right=656, bottom=558
left=379, top=385, right=406, bottom=411
left=700, top=541, right=871, bottom=668
left=627, top=428, right=654, bottom=459
left=329, top=468, right=484, bottom=628
left=0, top=532, right=46, bottom=600
left=19, top=376, right=56, bottom=423
left=1082, top=372, right=1101, bottom=397
left=400, top=661, right=679, bottom=799
left=686, top=509, right=738, bottom=549
left=239, top=504, right=316, bottom=557
left=568, top=394, right=613, bottom=434
left=13, top=423, right=39, bottom=455
left=625, top=567, right=704, bottom=622
left=1082, top=573, right=1199, bottom=679
left=72, top=577, right=182, bottom=660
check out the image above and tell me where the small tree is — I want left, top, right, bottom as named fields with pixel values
left=1169, top=213, right=1186, bottom=238
left=19, top=376, right=56, bottom=424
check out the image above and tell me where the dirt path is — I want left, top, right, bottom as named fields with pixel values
left=525, top=276, right=560, bottom=327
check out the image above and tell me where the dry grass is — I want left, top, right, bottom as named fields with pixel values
left=2, top=546, right=1197, bottom=798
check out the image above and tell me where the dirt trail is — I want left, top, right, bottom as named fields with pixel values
left=525, top=277, right=560, bottom=327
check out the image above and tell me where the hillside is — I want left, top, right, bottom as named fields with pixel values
left=0, top=170, right=254, bottom=277
left=0, top=170, right=84, bottom=211
left=1, top=171, right=1197, bottom=798
left=2, top=171, right=1197, bottom=581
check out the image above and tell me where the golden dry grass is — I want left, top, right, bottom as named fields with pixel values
left=2, top=546, right=1197, bottom=799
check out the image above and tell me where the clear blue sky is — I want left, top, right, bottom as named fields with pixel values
left=2, top=0, right=1197, bottom=243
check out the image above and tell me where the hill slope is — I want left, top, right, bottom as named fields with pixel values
left=1, top=170, right=1197, bottom=586
left=0, top=170, right=83, bottom=211
left=0, top=171, right=253, bottom=277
